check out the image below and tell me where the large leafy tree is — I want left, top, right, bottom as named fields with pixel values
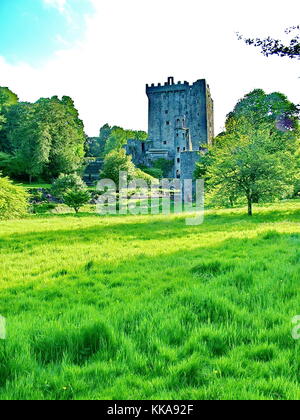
left=0, top=87, right=19, bottom=151
left=200, top=90, right=299, bottom=215
left=5, top=103, right=51, bottom=182
left=4, top=96, right=86, bottom=181
left=36, top=96, right=85, bottom=178
left=208, top=122, right=298, bottom=215
left=238, top=26, right=300, bottom=59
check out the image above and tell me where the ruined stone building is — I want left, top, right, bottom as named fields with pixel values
left=126, top=77, right=214, bottom=180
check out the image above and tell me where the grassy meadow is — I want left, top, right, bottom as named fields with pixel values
left=0, top=200, right=300, bottom=400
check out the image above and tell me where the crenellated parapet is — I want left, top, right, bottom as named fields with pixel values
left=126, top=77, right=214, bottom=180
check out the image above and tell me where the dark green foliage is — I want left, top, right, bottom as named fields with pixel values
left=100, top=149, right=136, bottom=187
left=0, top=87, right=19, bottom=112
left=87, top=124, right=148, bottom=158
left=139, top=166, right=163, bottom=179
left=152, top=158, right=174, bottom=178
left=0, top=90, right=86, bottom=182
left=0, top=87, right=19, bottom=151
left=52, top=174, right=87, bottom=199
left=63, top=188, right=91, bottom=213
left=238, top=26, right=300, bottom=59
left=203, top=90, right=299, bottom=215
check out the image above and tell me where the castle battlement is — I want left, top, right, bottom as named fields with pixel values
left=126, top=77, right=214, bottom=179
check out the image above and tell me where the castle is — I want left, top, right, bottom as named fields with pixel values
left=126, top=77, right=214, bottom=180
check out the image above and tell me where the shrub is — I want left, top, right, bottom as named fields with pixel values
left=52, top=174, right=86, bottom=199
left=63, top=188, right=91, bottom=213
left=30, top=202, right=56, bottom=214
left=0, top=175, right=28, bottom=220
left=153, top=158, right=174, bottom=177
left=100, top=149, right=136, bottom=187
left=134, top=169, right=156, bottom=187
left=139, top=166, right=163, bottom=179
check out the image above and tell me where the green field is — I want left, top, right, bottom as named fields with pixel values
left=0, top=201, right=300, bottom=400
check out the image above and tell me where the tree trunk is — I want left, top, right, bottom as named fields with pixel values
left=29, top=174, right=32, bottom=184
left=247, top=198, right=253, bottom=216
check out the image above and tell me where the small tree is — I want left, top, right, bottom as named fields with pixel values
left=100, top=149, right=136, bottom=187
left=208, top=122, right=298, bottom=216
left=63, top=188, right=91, bottom=214
left=52, top=173, right=87, bottom=199
left=0, top=175, right=28, bottom=220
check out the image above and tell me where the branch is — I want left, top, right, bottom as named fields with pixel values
left=237, top=28, right=300, bottom=59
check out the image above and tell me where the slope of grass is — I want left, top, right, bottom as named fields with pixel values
left=0, top=201, right=300, bottom=400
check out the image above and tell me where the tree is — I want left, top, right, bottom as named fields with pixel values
left=63, top=188, right=91, bottom=214
left=52, top=173, right=87, bottom=199
left=205, top=90, right=299, bottom=215
left=36, top=97, right=86, bottom=178
left=104, top=126, right=148, bottom=157
left=3, top=96, right=86, bottom=181
left=208, top=125, right=297, bottom=215
left=0, top=87, right=19, bottom=151
left=0, top=174, right=28, bottom=220
left=237, top=26, right=300, bottom=59
left=86, top=125, right=148, bottom=158
left=5, top=103, right=51, bottom=183
left=100, top=149, right=136, bottom=187
left=0, top=87, right=18, bottom=112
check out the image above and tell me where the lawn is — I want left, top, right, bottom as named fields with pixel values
left=0, top=201, right=300, bottom=400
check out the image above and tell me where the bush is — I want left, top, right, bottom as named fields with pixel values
left=153, top=158, right=174, bottom=177
left=139, top=166, right=163, bottom=179
left=63, top=188, right=91, bottom=213
left=0, top=175, right=28, bottom=220
left=30, top=202, right=56, bottom=214
left=100, top=149, right=136, bottom=187
left=52, top=174, right=86, bottom=199
left=134, top=169, right=156, bottom=187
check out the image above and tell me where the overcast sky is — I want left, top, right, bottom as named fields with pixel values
left=0, top=0, right=299, bottom=136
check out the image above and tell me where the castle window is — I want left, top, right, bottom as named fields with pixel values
left=163, top=141, right=167, bottom=145
left=165, top=110, right=168, bottom=114
left=183, top=147, right=186, bottom=151
left=177, top=147, right=180, bottom=152
left=176, top=133, right=179, bottom=137
left=177, top=158, right=180, bottom=163
left=166, top=121, right=170, bottom=125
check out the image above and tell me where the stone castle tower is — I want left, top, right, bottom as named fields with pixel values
left=126, top=77, right=214, bottom=179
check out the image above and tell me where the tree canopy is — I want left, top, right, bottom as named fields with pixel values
left=238, top=26, right=300, bottom=59
left=87, top=124, right=148, bottom=158
left=0, top=92, right=86, bottom=182
left=196, top=89, right=300, bottom=215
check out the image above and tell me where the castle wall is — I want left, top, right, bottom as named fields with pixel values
left=126, top=77, right=214, bottom=181
left=146, top=78, right=214, bottom=154
left=180, top=151, right=201, bottom=180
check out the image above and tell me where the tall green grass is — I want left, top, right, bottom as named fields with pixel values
left=0, top=201, right=300, bottom=400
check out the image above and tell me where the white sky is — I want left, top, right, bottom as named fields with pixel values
left=0, top=0, right=299, bottom=136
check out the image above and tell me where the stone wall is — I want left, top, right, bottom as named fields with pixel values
left=126, top=77, right=214, bottom=180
